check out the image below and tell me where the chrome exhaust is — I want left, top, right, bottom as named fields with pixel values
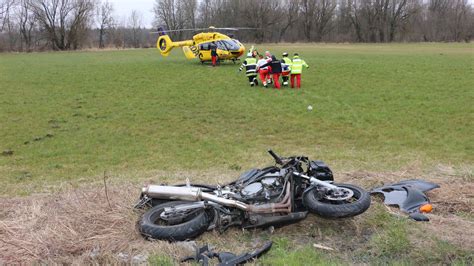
left=142, top=185, right=250, bottom=210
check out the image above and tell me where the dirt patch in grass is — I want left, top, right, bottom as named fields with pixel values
left=0, top=168, right=472, bottom=264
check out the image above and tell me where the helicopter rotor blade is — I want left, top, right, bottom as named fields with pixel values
left=150, top=27, right=260, bottom=34
left=216, top=27, right=260, bottom=31
left=150, top=28, right=208, bottom=33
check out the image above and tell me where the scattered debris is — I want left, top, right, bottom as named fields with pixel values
left=181, top=241, right=272, bottom=266
left=313, top=243, right=335, bottom=251
left=267, top=225, right=275, bottom=234
left=2, top=149, right=14, bottom=156
left=371, top=179, right=440, bottom=221
left=117, top=252, right=129, bottom=261
left=175, top=241, right=197, bottom=253
left=131, top=253, right=148, bottom=264
left=88, top=247, right=100, bottom=259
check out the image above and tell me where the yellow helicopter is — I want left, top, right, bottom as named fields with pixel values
left=155, top=26, right=248, bottom=63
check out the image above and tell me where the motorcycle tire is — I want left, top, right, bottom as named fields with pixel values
left=139, top=201, right=212, bottom=241
left=303, top=183, right=371, bottom=218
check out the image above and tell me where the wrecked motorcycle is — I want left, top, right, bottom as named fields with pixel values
left=136, top=150, right=371, bottom=241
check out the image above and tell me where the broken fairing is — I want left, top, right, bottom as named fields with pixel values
left=371, top=179, right=440, bottom=221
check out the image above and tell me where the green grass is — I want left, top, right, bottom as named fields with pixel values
left=259, top=237, right=340, bottom=265
left=0, top=43, right=473, bottom=195
left=148, top=254, right=174, bottom=266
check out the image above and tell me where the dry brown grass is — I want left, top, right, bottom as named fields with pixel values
left=0, top=182, right=191, bottom=264
left=0, top=167, right=472, bottom=264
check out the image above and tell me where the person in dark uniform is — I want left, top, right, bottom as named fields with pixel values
left=258, top=55, right=283, bottom=89
left=239, top=53, right=259, bottom=87
left=210, top=41, right=218, bottom=67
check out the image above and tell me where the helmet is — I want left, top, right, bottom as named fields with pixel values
left=282, top=52, right=288, bottom=57
left=247, top=53, right=252, bottom=57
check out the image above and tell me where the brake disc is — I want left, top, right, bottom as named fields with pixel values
left=160, top=203, right=205, bottom=224
left=324, top=187, right=354, bottom=201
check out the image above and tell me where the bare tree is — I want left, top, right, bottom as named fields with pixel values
left=314, top=0, right=337, bottom=41
left=278, top=0, right=300, bottom=42
left=0, top=0, right=15, bottom=32
left=182, top=0, right=197, bottom=29
left=16, top=0, right=36, bottom=51
left=30, top=0, right=94, bottom=50
left=96, top=0, right=114, bottom=48
left=300, top=0, right=317, bottom=41
left=347, top=0, right=364, bottom=42
left=239, top=0, right=281, bottom=42
left=197, top=0, right=212, bottom=27
left=153, top=0, right=199, bottom=39
left=299, top=0, right=337, bottom=42
left=128, top=10, right=142, bottom=48
left=154, top=0, right=180, bottom=39
left=451, top=0, right=470, bottom=41
left=387, top=0, right=413, bottom=42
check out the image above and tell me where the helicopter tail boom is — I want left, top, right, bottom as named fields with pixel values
left=157, top=35, right=194, bottom=57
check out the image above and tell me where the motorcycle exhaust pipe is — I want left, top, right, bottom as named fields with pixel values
left=142, top=185, right=250, bottom=210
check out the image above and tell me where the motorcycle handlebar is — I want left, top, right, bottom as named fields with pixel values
left=268, top=149, right=284, bottom=165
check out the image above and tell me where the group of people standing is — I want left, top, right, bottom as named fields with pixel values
left=239, top=49, right=309, bottom=89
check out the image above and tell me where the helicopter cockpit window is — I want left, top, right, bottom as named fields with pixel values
left=199, top=43, right=210, bottom=50
left=222, top=40, right=240, bottom=51
left=216, top=41, right=227, bottom=51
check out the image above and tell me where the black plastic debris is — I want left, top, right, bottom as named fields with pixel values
left=371, top=179, right=440, bottom=221
left=181, top=241, right=273, bottom=266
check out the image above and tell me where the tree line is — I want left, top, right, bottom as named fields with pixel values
left=0, top=0, right=154, bottom=52
left=1, top=0, right=472, bottom=52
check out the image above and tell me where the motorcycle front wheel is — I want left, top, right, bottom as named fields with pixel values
left=303, top=183, right=371, bottom=218
left=139, top=201, right=212, bottom=241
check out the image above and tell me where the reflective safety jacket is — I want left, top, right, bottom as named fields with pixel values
left=282, top=57, right=292, bottom=71
left=291, top=56, right=309, bottom=74
left=239, top=57, right=258, bottom=76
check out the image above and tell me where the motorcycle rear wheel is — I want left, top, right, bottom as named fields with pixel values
left=303, top=183, right=371, bottom=218
left=139, top=201, right=212, bottom=241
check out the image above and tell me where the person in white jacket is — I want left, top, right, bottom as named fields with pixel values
left=257, top=54, right=270, bottom=87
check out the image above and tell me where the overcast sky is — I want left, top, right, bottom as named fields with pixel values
left=107, top=0, right=474, bottom=28
left=108, top=0, right=155, bottom=28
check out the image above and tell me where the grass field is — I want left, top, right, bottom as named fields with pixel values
left=1, top=43, right=472, bottom=195
left=0, top=43, right=473, bottom=264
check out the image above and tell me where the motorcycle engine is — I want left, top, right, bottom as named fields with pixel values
left=241, top=182, right=264, bottom=198
left=240, top=176, right=282, bottom=203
